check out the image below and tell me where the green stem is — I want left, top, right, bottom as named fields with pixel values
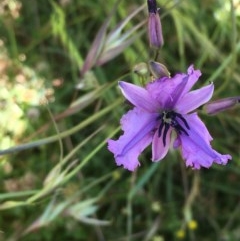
left=27, top=127, right=120, bottom=203
left=62, top=127, right=120, bottom=184
left=0, top=190, right=38, bottom=201
left=0, top=99, right=121, bottom=156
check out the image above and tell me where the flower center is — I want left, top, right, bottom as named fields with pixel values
left=157, top=111, right=190, bottom=146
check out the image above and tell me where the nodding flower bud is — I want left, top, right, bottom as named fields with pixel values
left=205, top=96, right=240, bottom=115
left=149, top=60, right=170, bottom=78
left=133, top=62, right=148, bottom=77
left=147, top=0, right=164, bottom=49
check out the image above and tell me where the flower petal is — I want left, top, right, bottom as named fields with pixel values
left=146, top=75, right=185, bottom=108
left=146, top=65, right=201, bottom=109
left=175, top=83, right=214, bottom=114
left=118, top=81, right=158, bottom=112
left=175, top=113, right=231, bottom=169
left=186, top=65, right=202, bottom=91
left=108, top=107, right=158, bottom=171
left=152, top=127, right=172, bottom=161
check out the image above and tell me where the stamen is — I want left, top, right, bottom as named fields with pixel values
left=174, top=112, right=190, bottom=129
left=175, top=123, right=189, bottom=136
left=156, top=113, right=163, bottom=121
left=157, top=110, right=190, bottom=146
left=158, top=121, right=164, bottom=137
left=162, top=124, right=170, bottom=146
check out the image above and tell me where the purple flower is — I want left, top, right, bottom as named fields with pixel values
left=108, top=65, right=231, bottom=171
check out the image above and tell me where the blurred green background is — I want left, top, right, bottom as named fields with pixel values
left=0, top=0, right=239, bottom=240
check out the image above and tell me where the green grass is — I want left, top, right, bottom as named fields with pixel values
left=0, top=0, right=240, bottom=240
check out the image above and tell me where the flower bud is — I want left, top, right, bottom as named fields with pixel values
left=205, top=96, right=240, bottom=115
left=133, top=62, right=148, bottom=77
left=147, top=0, right=164, bottom=48
left=149, top=60, right=170, bottom=78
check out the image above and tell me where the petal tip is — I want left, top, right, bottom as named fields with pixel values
left=187, top=64, right=201, bottom=78
left=118, top=81, right=126, bottom=89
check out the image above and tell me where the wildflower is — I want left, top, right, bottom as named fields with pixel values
left=108, top=65, right=231, bottom=171
left=175, top=229, right=185, bottom=239
left=147, top=0, right=164, bottom=48
left=187, top=220, right=198, bottom=230
left=205, top=96, right=240, bottom=115
left=112, top=170, right=121, bottom=180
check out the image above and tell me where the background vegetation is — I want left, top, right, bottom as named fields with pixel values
left=0, top=0, right=239, bottom=240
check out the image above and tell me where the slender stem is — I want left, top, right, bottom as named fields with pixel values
left=127, top=196, right=133, bottom=241
left=62, top=127, right=120, bottom=184
left=46, top=104, right=64, bottom=166
left=0, top=99, right=121, bottom=156
left=0, top=190, right=38, bottom=201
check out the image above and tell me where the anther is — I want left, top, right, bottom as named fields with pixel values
left=157, top=111, right=190, bottom=146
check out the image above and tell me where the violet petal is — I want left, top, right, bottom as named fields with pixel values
left=152, top=127, right=172, bottom=161
left=176, top=113, right=231, bottom=169
left=119, top=81, right=159, bottom=112
left=175, top=83, right=214, bottom=114
left=146, top=65, right=201, bottom=109
left=108, top=107, right=158, bottom=171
